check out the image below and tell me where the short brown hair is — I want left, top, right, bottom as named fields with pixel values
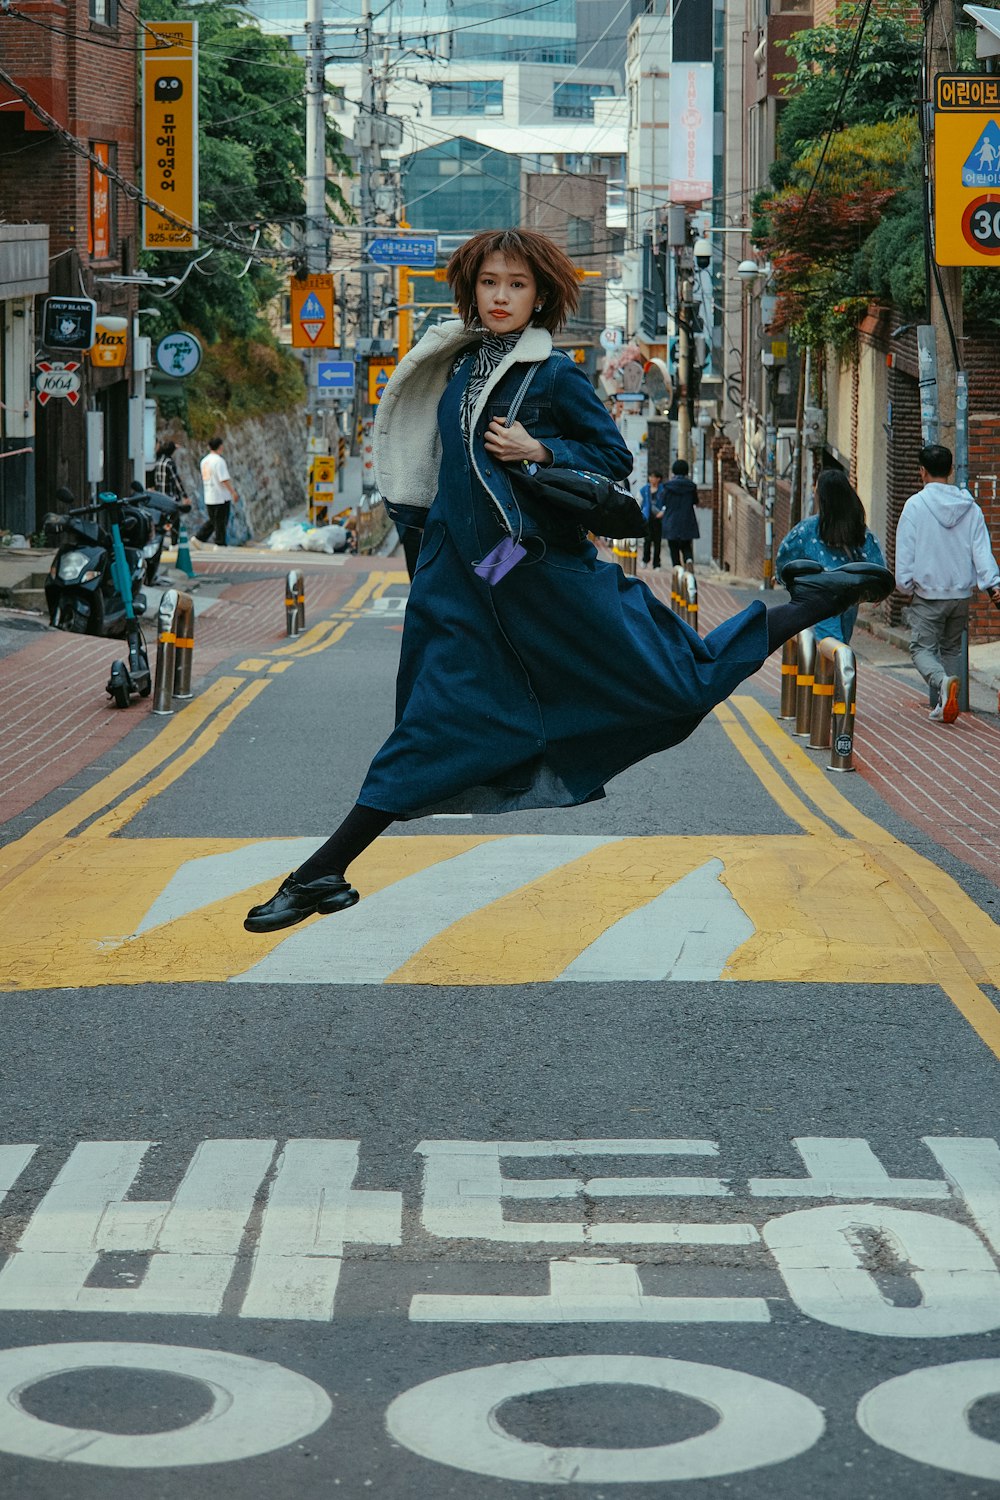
left=446, top=229, right=580, bottom=332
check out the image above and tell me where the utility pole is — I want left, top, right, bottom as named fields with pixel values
left=925, top=0, right=965, bottom=471
left=304, top=0, right=328, bottom=459
left=358, top=0, right=375, bottom=350
left=676, top=259, right=692, bottom=471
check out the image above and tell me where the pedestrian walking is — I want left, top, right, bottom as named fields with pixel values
left=776, top=468, right=886, bottom=644
left=244, top=228, right=894, bottom=934
left=196, top=435, right=238, bottom=547
left=640, top=469, right=664, bottom=568
left=894, top=443, right=1000, bottom=723
left=660, top=459, right=700, bottom=568
left=152, top=440, right=189, bottom=545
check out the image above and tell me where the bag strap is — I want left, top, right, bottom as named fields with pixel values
left=505, top=362, right=541, bottom=427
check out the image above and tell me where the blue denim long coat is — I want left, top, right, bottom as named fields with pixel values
left=360, top=349, right=768, bottom=817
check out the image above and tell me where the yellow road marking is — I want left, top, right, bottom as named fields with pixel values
left=0, top=676, right=247, bottom=884
left=84, top=679, right=270, bottom=839
left=713, top=704, right=832, bottom=837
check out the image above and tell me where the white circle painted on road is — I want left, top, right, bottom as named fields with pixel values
left=385, top=1354, right=825, bottom=1483
left=0, top=1342, right=332, bottom=1468
left=858, top=1359, right=1000, bottom=1481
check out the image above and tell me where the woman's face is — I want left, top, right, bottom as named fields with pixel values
left=475, top=252, right=538, bottom=334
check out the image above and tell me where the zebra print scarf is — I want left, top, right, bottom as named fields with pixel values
left=454, top=331, right=522, bottom=452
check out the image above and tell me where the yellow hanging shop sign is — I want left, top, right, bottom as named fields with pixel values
left=90, top=316, right=128, bottom=368
left=142, top=20, right=198, bottom=251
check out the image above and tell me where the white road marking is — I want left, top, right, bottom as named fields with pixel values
left=135, top=839, right=325, bottom=935
left=749, top=1137, right=952, bottom=1199
left=385, top=1354, right=826, bottom=1483
left=410, top=1255, right=771, bottom=1324
left=556, top=857, right=754, bottom=981
left=234, top=835, right=612, bottom=985
left=416, top=1138, right=755, bottom=1246
left=0, top=1342, right=331, bottom=1468
left=763, top=1204, right=1000, bottom=1337
left=241, top=1139, right=402, bottom=1322
left=858, top=1359, right=1000, bottom=1481
left=0, top=1140, right=275, bottom=1316
left=925, top=1135, right=1000, bottom=1255
left=0, top=1145, right=35, bottom=1203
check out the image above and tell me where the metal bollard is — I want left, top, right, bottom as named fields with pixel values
left=794, top=628, right=816, bottom=737
left=779, top=636, right=798, bottom=719
left=809, top=635, right=857, bottom=772
left=152, top=589, right=195, bottom=716
left=682, top=568, right=699, bottom=634
left=613, top=540, right=637, bottom=576
left=285, top=569, right=305, bottom=636
left=671, top=564, right=685, bottom=614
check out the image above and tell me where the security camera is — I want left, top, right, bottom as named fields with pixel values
left=693, top=237, right=712, bottom=270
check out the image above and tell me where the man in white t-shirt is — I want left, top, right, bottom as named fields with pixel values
left=196, top=435, right=238, bottom=546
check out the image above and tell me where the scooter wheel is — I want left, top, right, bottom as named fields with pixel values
left=110, top=679, right=131, bottom=709
left=107, top=660, right=132, bottom=709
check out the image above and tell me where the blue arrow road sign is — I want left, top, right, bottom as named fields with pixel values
left=366, top=235, right=437, bottom=267
left=317, top=360, right=355, bottom=390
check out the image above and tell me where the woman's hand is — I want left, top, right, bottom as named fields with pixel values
left=484, top=418, right=551, bottom=466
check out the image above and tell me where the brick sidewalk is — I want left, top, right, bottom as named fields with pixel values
left=0, top=555, right=387, bottom=825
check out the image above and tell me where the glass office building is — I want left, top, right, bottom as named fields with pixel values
left=248, top=0, right=576, bottom=64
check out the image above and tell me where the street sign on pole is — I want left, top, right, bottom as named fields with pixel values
left=317, top=360, right=355, bottom=394
left=367, top=236, right=436, bottom=268
left=42, top=297, right=96, bottom=351
left=290, top=274, right=334, bottom=347
left=368, top=359, right=396, bottom=404
left=934, top=73, right=1000, bottom=264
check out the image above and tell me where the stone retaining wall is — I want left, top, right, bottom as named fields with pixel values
left=157, top=411, right=308, bottom=540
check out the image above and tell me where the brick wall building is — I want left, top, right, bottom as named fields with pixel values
left=0, top=0, right=140, bottom=520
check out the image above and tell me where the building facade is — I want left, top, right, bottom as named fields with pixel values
left=0, top=0, right=141, bottom=526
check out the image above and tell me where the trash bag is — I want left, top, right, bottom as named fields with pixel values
left=302, top=524, right=350, bottom=554
left=265, top=522, right=309, bottom=551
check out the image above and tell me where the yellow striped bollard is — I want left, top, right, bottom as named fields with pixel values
left=152, top=589, right=195, bottom=716
left=794, top=629, right=816, bottom=738
left=809, top=635, right=857, bottom=772
left=779, top=636, right=798, bottom=719
left=682, top=568, right=699, bottom=634
left=613, top=539, right=637, bottom=576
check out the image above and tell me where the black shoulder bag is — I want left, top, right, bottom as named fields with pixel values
left=502, top=364, right=648, bottom=539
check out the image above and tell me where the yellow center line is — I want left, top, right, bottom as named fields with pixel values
left=713, top=704, right=832, bottom=838
left=84, top=678, right=272, bottom=840
left=0, top=677, right=247, bottom=885
left=729, top=695, right=1000, bottom=1060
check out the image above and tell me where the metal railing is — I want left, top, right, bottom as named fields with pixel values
left=152, top=589, right=195, bottom=716
left=285, top=569, right=305, bottom=636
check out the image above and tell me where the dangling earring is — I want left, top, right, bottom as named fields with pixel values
left=534, top=304, right=542, bottom=312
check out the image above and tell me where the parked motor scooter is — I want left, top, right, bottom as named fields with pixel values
left=128, top=481, right=191, bottom=584
left=44, top=487, right=149, bottom=637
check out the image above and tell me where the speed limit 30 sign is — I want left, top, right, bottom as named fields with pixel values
left=934, top=73, right=1000, bottom=264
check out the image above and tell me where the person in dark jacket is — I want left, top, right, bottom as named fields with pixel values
left=640, top=470, right=665, bottom=568
left=245, top=229, right=894, bottom=933
left=661, top=458, right=700, bottom=568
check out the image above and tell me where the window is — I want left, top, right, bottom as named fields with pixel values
left=553, top=82, right=614, bottom=120
left=89, top=0, right=117, bottom=26
left=430, top=80, right=503, bottom=117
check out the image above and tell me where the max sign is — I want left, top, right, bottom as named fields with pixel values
left=35, top=363, right=82, bottom=407
left=90, top=317, right=128, bottom=369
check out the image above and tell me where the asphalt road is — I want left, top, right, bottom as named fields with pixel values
left=2, top=561, right=1000, bottom=1498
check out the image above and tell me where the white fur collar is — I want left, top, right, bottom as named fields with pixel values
left=373, top=321, right=553, bottom=512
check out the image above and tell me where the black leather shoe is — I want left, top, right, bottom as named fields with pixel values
left=244, top=872, right=360, bottom=933
left=780, top=558, right=895, bottom=610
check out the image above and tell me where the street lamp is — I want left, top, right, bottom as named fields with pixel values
left=736, top=259, right=762, bottom=284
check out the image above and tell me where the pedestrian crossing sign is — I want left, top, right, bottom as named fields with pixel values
left=962, top=119, right=1000, bottom=187
left=368, top=360, right=396, bottom=404
left=290, top=274, right=334, bottom=348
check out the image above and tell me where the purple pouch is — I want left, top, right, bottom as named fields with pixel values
left=473, top=536, right=527, bottom=585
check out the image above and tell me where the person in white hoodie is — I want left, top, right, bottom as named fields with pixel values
left=895, top=444, right=1000, bottom=723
